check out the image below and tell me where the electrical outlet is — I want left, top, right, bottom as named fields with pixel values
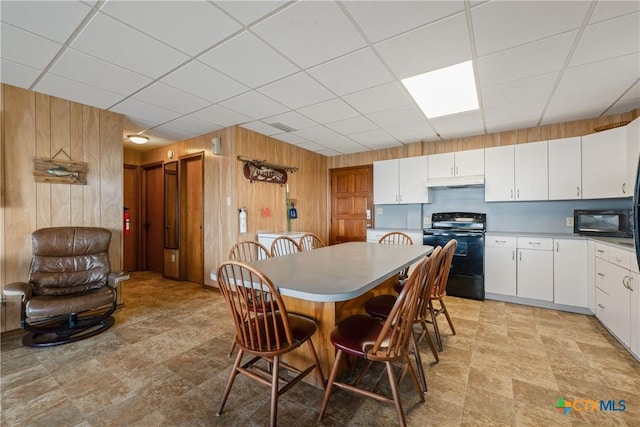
left=226, top=196, right=231, bottom=206
left=376, top=208, right=383, bottom=215
left=423, top=217, right=431, bottom=227
left=171, top=254, right=176, bottom=262
left=566, top=217, right=574, bottom=227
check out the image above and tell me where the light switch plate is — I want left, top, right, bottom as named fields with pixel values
left=566, top=217, right=574, bottom=227
left=376, top=208, right=383, bottom=215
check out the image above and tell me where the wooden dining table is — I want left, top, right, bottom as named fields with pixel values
left=235, top=241, right=433, bottom=387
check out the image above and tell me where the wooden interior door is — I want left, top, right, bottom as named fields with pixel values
left=180, top=153, right=204, bottom=284
left=123, top=164, right=140, bottom=271
left=142, top=163, right=164, bottom=273
left=330, top=166, right=373, bottom=244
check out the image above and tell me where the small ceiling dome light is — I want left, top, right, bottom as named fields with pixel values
left=127, top=134, right=149, bottom=144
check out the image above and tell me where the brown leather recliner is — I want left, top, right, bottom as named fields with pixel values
left=3, top=227, right=128, bottom=347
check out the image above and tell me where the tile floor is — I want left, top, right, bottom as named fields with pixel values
left=1, top=271, right=639, bottom=426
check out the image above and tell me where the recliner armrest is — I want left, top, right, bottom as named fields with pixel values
left=3, top=282, right=33, bottom=300
left=108, top=272, right=130, bottom=289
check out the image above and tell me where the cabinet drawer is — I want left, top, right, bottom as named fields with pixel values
left=595, top=243, right=610, bottom=261
left=517, top=236, right=553, bottom=250
left=609, top=246, right=630, bottom=269
left=485, top=235, right=516, bottom=248
left=595, top=286, right=611, bottom=321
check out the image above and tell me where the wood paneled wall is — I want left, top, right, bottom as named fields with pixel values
left=328, top=109, right=640, bottom=168
left=137, top=126, right=329, bottom=287
left=0, top=84, right=124, bottom=332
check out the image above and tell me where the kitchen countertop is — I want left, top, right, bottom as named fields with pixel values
left=486, top=231, right=635, bottom=250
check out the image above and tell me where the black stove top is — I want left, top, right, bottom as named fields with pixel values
left=424, top=212, right=486, bottom=233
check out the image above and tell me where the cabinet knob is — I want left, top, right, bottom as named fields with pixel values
left=597, top=303, right=605, bottom=309
left=622, top=182, right=627, bottom=194
left=576, top=186, right=580, bottom=197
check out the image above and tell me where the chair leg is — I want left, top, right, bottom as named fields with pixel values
left=319, top=349, right=343, bottom=421
left=306, top=338, right=326, bottom=389
left=270, top=355, right=280, bottom=427
left=227, top=338, right=236, bottom=357
left=429, top=302, right=443, bottom=352
left=440, top=299, right=456, bottom=335
left=385, top=360, right=407, bottom=427
left=419, top=321, right=439, bottom=363
left=403, top=353, right=426, bottom=403
left=217, top=349, right=243, bottom=416
left=410, top=330, right=427, bottom=393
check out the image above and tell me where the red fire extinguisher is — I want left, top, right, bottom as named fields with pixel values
left=123, top=207, right=131, bottom=235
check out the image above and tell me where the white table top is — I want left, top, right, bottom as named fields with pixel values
left=242, top=242, right=432, bottom=302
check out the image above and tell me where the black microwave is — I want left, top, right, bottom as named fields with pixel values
left=573, top=209, right=633, bottom=238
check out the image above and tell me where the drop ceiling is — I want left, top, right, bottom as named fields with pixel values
left=1, top=0, right=638, bottom=155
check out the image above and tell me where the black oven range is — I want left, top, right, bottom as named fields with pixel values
left=423, top=212, right=486, bottom=301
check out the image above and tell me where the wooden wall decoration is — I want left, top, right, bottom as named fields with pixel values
left=33, top=148, right=88, bottom=184
left=238, top=155, right=298, bottom=184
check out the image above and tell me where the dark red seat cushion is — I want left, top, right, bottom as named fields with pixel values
left=364, top=294, right=396, bottom=319
left=330, top=315, right=384, bottom=358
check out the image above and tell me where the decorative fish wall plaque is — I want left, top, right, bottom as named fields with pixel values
left=33, top=149, right=88, bottom=185
left=238, top=156, right=298, bottom=184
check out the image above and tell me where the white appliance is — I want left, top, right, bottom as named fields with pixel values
left=257, top=231, right=308, bottom=259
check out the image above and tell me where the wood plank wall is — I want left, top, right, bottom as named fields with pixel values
left=0, top=84, right=124, bottom=332
left=135, top=126, right=329, bottom=287
left=328, top=109, right=640, bottom=168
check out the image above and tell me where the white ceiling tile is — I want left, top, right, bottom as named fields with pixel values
left=484, top=97, right=546, bottom=125
left=481, top=72, right=558, bottom=108
left=294, top=141, right=330, bottom=152
left=162, top=116, right=221, bottom=135
left=366, top=105, right=425, bottom=128
left=49, top=48, right=153, bottom=96
left=472, top=1, right=590, bottom=56
left=162, top=61, right=248, bottom=104
left=252, top=1, right=366, bottom=69
left=546, top=81, right=637, bottom=117
left=429, top=110, right=485, bottom=139
left=297, top=98, right=360, bottom=124
left=258, top=72, right=334, bottom=109
left=188, top=105, right=252, bottom=127
left=133, top=82, right=210, bottom=115
left=0, top=58, right=41, bottom=89
left=570, top=13, right=640, bottom=67
left=1, top=23, right=61, bottom=69
left=477, top=31, right=577, bottom=87
left=343, top=0, right=464, bottom=43
left=272, top=132, right=311, bottom=145
left=292, top=125, right=338, bottom=141
left=398, top=132, right=437, bottom=144
left=348, top=128, right=394, bottom=145
left=558, top=53, right=640, bottom=94
left=101, top=1, right=241, bottom=56
left=34, top=73, right=123, bottom=110
left=606, top=82, right=640, bottom=115
left=215, top=1, right=289, bottom=26
left=375, top=13, right=471, bottom=79
left=308, top=48, right=394, bottom=96
left=342, top=82, right=412, bottom=115
left=326, top=116, right=377, bottom=135
left=382, top=120, right=434, bottom=140
left=485, top=117, right=539, bottom=134
left=122, top=116, right=157, bottom=133
left=146, top=125, right=197, bottom=141
left=590, top=1, right=640, bottom=24
left=240, top=121, right=282, bottom=136
left=316, top=148, right=341, bottom=156
left=540, top=109, right=604, bottom=127
left=220, top=91, right=288, bottom=119
left=199, top=32, right=298, bottom=88
left=110, top=98, right=181, bottom=125
left=264, top=111, right=317, bottom=131
left=71, top=13, right=189, bottom=79
left=0, top=1, right=91, bottom=43
left=314, top=136, right=368, bottom=154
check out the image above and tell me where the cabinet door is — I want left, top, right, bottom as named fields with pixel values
left=485, top=145, right=514, bottom=201
left=427, top=153, right=454, bottom=179
left=517, top=248, right=553, bottom=301
left=630, top=271, right=640, bottom=358
left=485, top=246, right=517, bottom=296
left=628, top=118, right=640, bottom=194
left=455, top=148, right=484, bottom=177
left=373, top=159, right=399, bottom=204
left=582, top=126, right=628, bottom=199
left=553, top=239, right=588, bottom=307
left=595, top=259, right=631, bottom=346
left=549, top=137, right=582, bottom=200
left=515, top=141, right=548, bottom=201
left=587, top=240, right=596, bottom=313
left=399, top=156, right=429, bottom=203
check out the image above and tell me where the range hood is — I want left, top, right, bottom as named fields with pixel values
left=425, top=175, right=485, bottom=188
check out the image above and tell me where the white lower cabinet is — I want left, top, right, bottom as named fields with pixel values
left=630, top=270, right=640, bottom=358
left=485, top=236, right=517, bottom=296
left=517, top=237, right=554, bottom=301
left=554, top=239, right=588, bottom=307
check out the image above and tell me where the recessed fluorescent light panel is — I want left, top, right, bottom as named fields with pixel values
left=402, top=60, right=479, bottom=118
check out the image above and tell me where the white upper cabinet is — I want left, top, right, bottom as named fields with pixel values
left=515, top=140, right=548, bottom=201
left=582, top=126, right=629, bottom=199
left=485, top=145, right=515, bottom=201
left=627, top=117, right=640, bottom=194
left=373, top=156, right=429, bottom=204
left=427, top=149, right=484, bottom=180
left=548, top=137, right=582, bottom=200
left=485, top=142, right=547, bottom=201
